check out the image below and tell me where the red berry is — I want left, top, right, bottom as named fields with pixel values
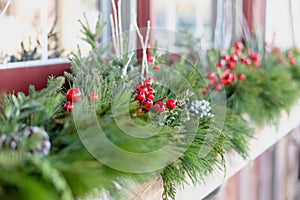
left=154, top=101, right=166, bottom=113
left=63, top=102, right=74, bottom=112
left=221, top=77, right=232, bottom=85
left=232, top=73, right=236, bottom=80
left=148, top=88, right=156, bottom=96
left=146, top=92, right=155, bottom=100
left=235, top=49, right=242, bottom=56
left=142, top=98, right=153, bottom=109
left=222, top=54, right=230, bottom=61
left=136, top=83, right=143, bottom=91
left=88, top=92, right=99, bottom=102
left=250, top=53, right=260, bottom=62
left=146, top=44, right=151, bottom=53
left=223, top=69, right=230, bottom=74
left=272, top=47, right=281, bottom=54
left=230, top=54, right=238, bottom=62
left=277, top=56, right=285, bottom=63
left=135, top=92, right=146, bottom=101
left=200, top=88, right=208, bottom=97
left=153, top=65, right=161, bottom=70
left=166, top=99, right=177, bottom=109
left=136, top=108, right=143, bottom=115
left=207, top=72, right=216, bottom=79
left=290, top=58, right=297, bottom=66
left=144, top=77, right=154, bottom=87
left=216, top=60, right=226, bottom=67
left=147, top=54, right=154, bottom=64
left=234, top=41, right=244, bottom=50
left=245, top=58, right=252, bottom=65
left=214, top=84, right=222, bottom=91
left=139, top=86, right=148, bottom=93
left=66, top=88, right=82, bottom=102
left=287, top=50, right=294, bottom=58
left=208, top=80, right=215, bottom=88
left=201, top=88, right=208, bottom=95
left=227, top=61, right=236, bottom=69
left=238, top=73, right=246, bottom=81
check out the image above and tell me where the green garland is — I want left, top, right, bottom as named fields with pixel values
left=0, top=18, right=300, bottom=200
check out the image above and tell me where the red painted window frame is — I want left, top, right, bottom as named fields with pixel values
left=0, top=61, right=71, bottom=95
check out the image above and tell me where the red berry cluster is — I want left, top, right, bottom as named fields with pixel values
left=201, top=42, right=261, bottom=95
left=217, top=41, right=261, bottom=69
left=287, top=50, right=297, bottom=66
left=134, top=78, right=177, bottom=114
left=264, top=42, right=297, bottom=66
left=284, top=50, right=297, bottom=65
left=146, top=46, right=161, bottom=71
left=63, top=88, right=99, bottom=112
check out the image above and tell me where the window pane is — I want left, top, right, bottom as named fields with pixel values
left=0, top=0, right=104, bottom=64
left=152, top=0, right=214, bottom=45
left=265, top=0, right=294, bottom=48
left=57, top=0, right=101, bottom=57
left=0, top=0, right=49, bottom=63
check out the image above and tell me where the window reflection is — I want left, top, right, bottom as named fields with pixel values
left=152, top=0, right=214, bottom=46
left=0, top=0, right=103, bottom=64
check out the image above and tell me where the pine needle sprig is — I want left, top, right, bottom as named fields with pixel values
left=79, top=14, right=106, bottom=50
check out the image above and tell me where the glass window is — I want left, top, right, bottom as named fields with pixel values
left=265, top=0, right=294, bottom=48
left=0, top=0, right=106, bottom=64
left=152, top=0, right=214, bottom=46
left=0, top=0, right=138, bottom=65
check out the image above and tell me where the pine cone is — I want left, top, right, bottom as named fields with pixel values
left=185, top=100, right=214, bottom=119
left=8, top=135, right=20, bottom=150
left=0, top=134, right=7, bottom=147
left=22, top=126, right=51, bottom=156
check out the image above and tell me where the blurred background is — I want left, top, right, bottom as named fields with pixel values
left=1, top=0, right=299, bottom=64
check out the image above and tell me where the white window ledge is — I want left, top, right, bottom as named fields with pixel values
left=0, top=58, right=70, bottom=70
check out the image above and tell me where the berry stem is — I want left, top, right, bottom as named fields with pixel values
left=154, top=96, right=167, bottom=104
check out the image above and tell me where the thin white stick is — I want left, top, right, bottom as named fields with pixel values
left=133, top=19, right=146, bottom=79
left=110, top=14, right=119, bottom=57
left=133, top=17, right=145, bottom=49
left=1, top=0, right=12, bottom=16
left=144, top=20, right=151, bottom=74
left=111, top=0, right=120, bottom=57
left=122, top=51, right=135, bottom=77
left=118, top=0, right=123, bottom=57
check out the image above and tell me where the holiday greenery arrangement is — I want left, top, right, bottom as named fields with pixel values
left=1, top=10, right=300, bottom=200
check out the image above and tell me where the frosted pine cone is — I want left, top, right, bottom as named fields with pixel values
left=0, top=134, right=7, bottom=147
left=22, top=126, right=51, bottom=156
left=185, top=100, right=214, bottom=119
left=0, top=133, right=21, bottom=150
